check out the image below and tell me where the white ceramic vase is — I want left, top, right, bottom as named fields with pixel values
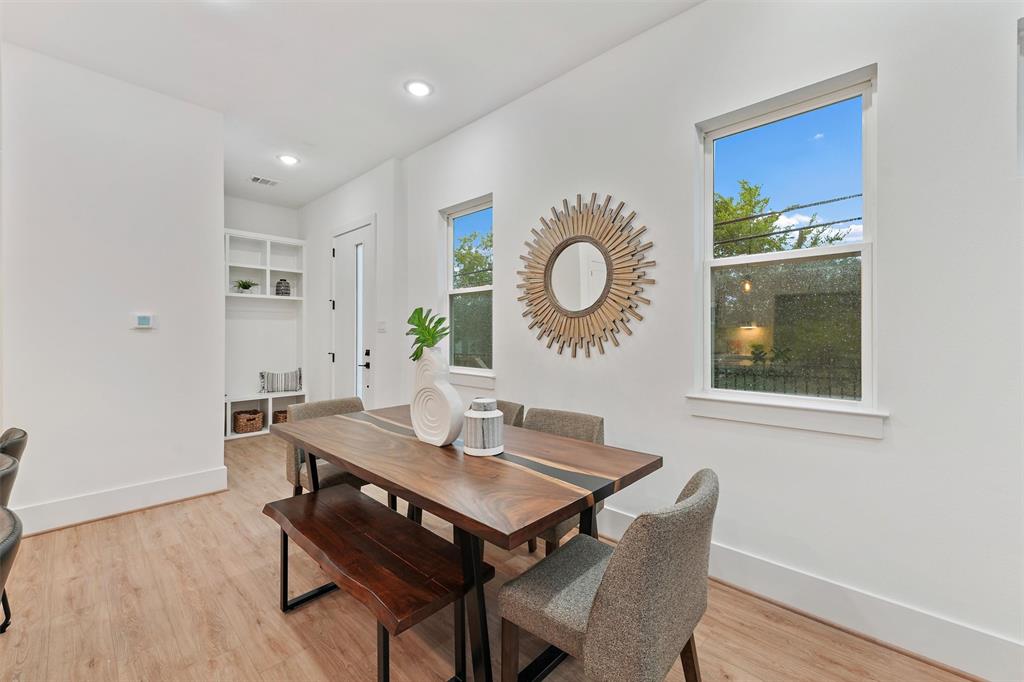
left=410, top=346, right=463, bottom=446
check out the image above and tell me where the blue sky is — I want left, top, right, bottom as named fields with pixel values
left=714, top=95, right=863, bottom=243
left=452, top=206, right=493, bottom=249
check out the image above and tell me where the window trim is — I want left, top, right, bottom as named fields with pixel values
left=444, top=196, right=494, bottom=376
left=691, top=72, right=887, bottom=436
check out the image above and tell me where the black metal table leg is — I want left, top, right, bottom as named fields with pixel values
left=306, top=451, right=321, bottom=491
left=579, top=505, right=597, bottom=538
left=455, top=528, right=493, bottom=682
left=378, top=622, right=390, bottom=682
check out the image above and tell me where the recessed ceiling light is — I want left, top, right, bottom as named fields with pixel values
left=404, top=80, right=433, bottom=97
left=277, top=154, right=300, bottom=166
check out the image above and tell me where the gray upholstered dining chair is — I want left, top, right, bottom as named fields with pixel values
left=286, top=398, right=368, bottom=496
left=522, top=407, right=604, bottom=555
left=0, top=429, right=26, bottom=510
left=0, top=454, right=23, bottom=634
left=499, top=469, right=719, bottom=682
left=495, top=400, right=525, bottom=427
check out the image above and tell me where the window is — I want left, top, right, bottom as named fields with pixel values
left=702, top=83, right=873, bottom=405
left=447, top=201, right=493, bottom=371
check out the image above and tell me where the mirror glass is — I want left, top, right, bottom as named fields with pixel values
left=550, top=241, right=608, bottom=312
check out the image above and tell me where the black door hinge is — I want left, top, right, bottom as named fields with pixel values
left=328, top=352, right=335, bottom=363
left=330, top=299, right=335, bottom=310
left=332, top=248, right=336, bottom=258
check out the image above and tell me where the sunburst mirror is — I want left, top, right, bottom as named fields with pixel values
left=517, top=193, right=655, bottom=358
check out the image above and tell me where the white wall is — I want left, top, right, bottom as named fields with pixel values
left=299, top=159, right=407, bottom=408
left=225, top=194, right=299, bottom=238
left=303, top=2, right=1023, bottom=677
left=1, top=45, right=226, bottom=532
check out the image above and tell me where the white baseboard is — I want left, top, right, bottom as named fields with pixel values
left=13, top=465, right=228, bottom=535
left=599, top=505, right=1023, bottom=681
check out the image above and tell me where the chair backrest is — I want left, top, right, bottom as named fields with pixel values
left=0, top=455, right=18, bottom=509
left=522, top=408, right=604, bottom=444
left=285, top=398, right=364, bottom=483
left=583, top=469, right=719, bottom=682
left=495, top=400, right=525, bottom=427
left=0, top=428, right=27, bottom=464
left=288, top=397, right=364, bottom=423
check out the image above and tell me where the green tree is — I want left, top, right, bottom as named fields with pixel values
left=713, top=180, right=848, bottom=258
left=450, top=230, right=494, bottom=368
left=453, top=231, right=493, bottom=288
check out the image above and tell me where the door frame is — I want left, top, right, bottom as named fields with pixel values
left=330, top=213, right=378, bottom=401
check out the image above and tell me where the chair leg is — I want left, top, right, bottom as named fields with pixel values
left=378, top=622, right=390, bottom=682
left=680, top=634, right=701, bottom=682
left=388, top=494, right=397, bottom=511
left=293, top=484, right=302, bottom=497
left=500, top=618, right=518, bottom=682
left=544, top=538, right=559, bottom=556
left=527, top=538, right=537, bottom=553
left=0, top=590, right=11, bottom=634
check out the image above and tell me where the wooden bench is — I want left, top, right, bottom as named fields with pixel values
left=264, top=484, right=495, bottom=681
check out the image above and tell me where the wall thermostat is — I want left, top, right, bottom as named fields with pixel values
left=132, top=313, right=156, bottom=329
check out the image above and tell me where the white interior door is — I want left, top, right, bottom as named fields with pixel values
left=332, top=219, right=376, bottom=405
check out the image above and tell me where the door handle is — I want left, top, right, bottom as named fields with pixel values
left=358, top=362, right=370, bottom=369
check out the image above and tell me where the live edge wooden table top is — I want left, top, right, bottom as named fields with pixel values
left=271, top=404, right=663, bottom=549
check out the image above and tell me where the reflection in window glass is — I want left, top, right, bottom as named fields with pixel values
left=713, top=96, right=862, bottom=258
left=449, top=290, right=493, bottom=370
left=712, top=254, right=861, bottom=400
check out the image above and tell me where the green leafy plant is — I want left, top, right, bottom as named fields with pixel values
left=234, top=279, right=259, bottom=291
left=406, top=307, right=449, bottom=361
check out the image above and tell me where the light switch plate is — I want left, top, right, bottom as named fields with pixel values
left=132, top=313, right=155, bottom=329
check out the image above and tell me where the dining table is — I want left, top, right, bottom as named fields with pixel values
left=271, top=404, right=663, bottom=682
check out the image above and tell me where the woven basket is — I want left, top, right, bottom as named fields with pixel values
left=232, top=409, right=264, bottom=434
left=272, top=410, right=288, bottom=424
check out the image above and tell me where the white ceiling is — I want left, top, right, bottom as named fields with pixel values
left=2, top=1, right=698, bottom=208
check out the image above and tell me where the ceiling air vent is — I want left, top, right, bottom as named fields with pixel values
left=250, top=175, right=280, bottom=187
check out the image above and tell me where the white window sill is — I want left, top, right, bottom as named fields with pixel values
left=686, top=391, right=889, bottom=439
left=450, top=367, right=496, bottom=390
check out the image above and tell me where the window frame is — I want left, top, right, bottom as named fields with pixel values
left=445, top=197, right=495, bottom=377
left=696, top=77, right=880, bottom=420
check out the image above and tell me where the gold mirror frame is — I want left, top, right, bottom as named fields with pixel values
left=517, top=193, right=655, bottom=357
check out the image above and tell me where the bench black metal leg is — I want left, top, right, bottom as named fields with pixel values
left=455, top=528, right=493, bottom=682
left=0, top=590, right=10, bottom=634
left=280, top=529, right=338, bottom=612
left=406, top=503, right=422, bottom=525
left=450, top=596, right=466, bottom=682
left=388, top=494, right=398, bottom=511
left=378, top=622, right=390, bottom=682
left=578, top=505, right=597, bottom=538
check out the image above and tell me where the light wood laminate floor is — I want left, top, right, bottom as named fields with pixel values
left=0, top=435, right=971, bottom=681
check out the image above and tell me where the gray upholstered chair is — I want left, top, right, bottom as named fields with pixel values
left=499, top=469, right=719, bottom=682
left=0, top=429, right=27, bottom=469
left=522, top=408, right=605, bottom=555
left=495, top=400, right=525, bottom=428
left=0, top=454, right=23, bottom=634
left=286, top=398, right=368, bottom=496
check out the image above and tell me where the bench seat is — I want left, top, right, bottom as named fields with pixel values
left=264, top=484, right=494, bottom=635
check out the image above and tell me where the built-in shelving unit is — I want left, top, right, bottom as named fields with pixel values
left=224, top=230, right=307, bottom=439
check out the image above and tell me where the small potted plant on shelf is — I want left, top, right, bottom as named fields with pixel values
left=234, top=279, right=259, bottom=294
